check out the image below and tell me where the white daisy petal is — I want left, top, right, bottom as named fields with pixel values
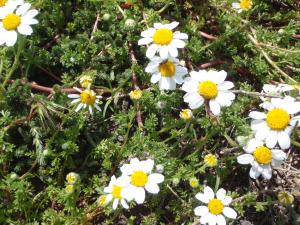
left=16, top=2, right=31, bottom=15
left=223, top=207, right=237, bottom=219
left=141, top=28, right=156, bottom=38
left=142, top=159, right=154, bottom=173
left=237, top=154, right=254, bottom=165
left=5, top=30, right=18, bottom=46
left=221, top=196, right=232, bottom=206
left=200, top=213, right=215, bottom=224
left=145, top=182, right=159, bottom=194
left=75, top=103, right=83, bottom=112
left=271, top=150, right=286, bottom=161
left=277, top=131, right=291, bottom=149
left=265, top=131, right=279, bottom=148
left=168, top=45, right=178, bottom=58
left=170, top=39, right=186, bottom=48
left=194, top=205, right=209, bottom=216
left=249, top=165, right=261, bottom=179
left=112, top=199, right=119, bottom=209
left=173, top=32, right=188, bottom=39
left=261, top=165, right=272, bottom=180
left=216, top=215, right=226, bottom=225
left=216, top=189, right=226, bottom=201
left=146, top=44, right=159, bottom=59
left=148, top=173, right=164, bottom=184
left=138, top=37, right=153, bottom=45
left=204, top=186, right=215, bottom=200
left=120, top=199, right=129, bottom=209
left=165, top=21, right=179, bottom=30
left=218, top=81, right=234, bottom=90
left=249, top=111, right=267, bottom=120
left=209, top=100, right=221, bottom=115
left=159, top=45, right=169, bottom=59
left=17, top=23, right=33, bottom=35
left=135, top=187, right=146, bottom=204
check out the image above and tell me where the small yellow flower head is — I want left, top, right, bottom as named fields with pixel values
left=293, top=84, right=300, bottom=91
left=180, top=109, right=193, bottom=120
left=97, top=195, right=107, bottom=206
left=80, top=75, right=93, bottom=88
left=129, top=90, right=142, bottom=100
left=66, top=172, right=79, bottom=185
left=189, top=177, right=199, bottom=188
left=278, top=191, right=294, bottom=205
left=65, top=184, right=74, bottom=194
left=204, top=154, right=218, bottom=167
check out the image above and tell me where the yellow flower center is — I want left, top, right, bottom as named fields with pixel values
left=3, top=14, right=21, bottom=31
left=80, top=89, right=96, bottom=105
left=0, top=0, right=8, bottom=7
left=112, top=185, right=122, bottom=199
left=240, top=0, right=252, bottom=10
left=204, top=154, right=218, bottom=167
left=266, top=108, right=290, bottom=130
left=131, top=170, right=148, bottom=187
left=98, top=195, right=107, bottom=206
left=198, top=80, right=218, bottom=99
left=253, top=146, right=272, bottom=165
left=153, top=28, right=173, bottom=45
left=208, top=198, right=224, bottom=215
left=159, top=60, right=176, bottom=77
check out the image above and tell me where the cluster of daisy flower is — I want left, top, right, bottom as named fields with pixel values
left=97, top=158, right=164, bottom=210
left=65, top=172, right=80, bottom=194
left=0, top=0, right=38, bottom=46
left=237, top=84, right=300, bottom=180
left=67, top=75, right=102, bottom=115
left=139, top=22, right=236, bottom=116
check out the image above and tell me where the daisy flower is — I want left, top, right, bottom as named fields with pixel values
left=249, top=96, right=300, bottom=149
left=194, top=186, right=237, bottom=225
left=102, top=175, right=132, bottom=210
left=237, top=139, right=286, bottom=179
left=145, top=56, right=188, bottom=90
left=68, top=87, right=102, bottom=115
left=120, top=158, right=164, bottom=204
left=138, top=21, right=188, bottom=59
left=182, top=70, right=235, bottom=115
left=260, top=84, right=294, bottom=110
left=232, top=0, right=253, bottom=13
left=0, top=2, right=38, bottom=46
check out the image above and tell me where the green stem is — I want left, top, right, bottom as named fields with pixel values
left=214, top=168, right=221, bottom=192
left=2, top=37, right=25, bottom=88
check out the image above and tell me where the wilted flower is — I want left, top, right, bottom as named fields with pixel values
left=65, top=184, right=74, bottom=194
left=277, top=191, right=294, bottom=205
